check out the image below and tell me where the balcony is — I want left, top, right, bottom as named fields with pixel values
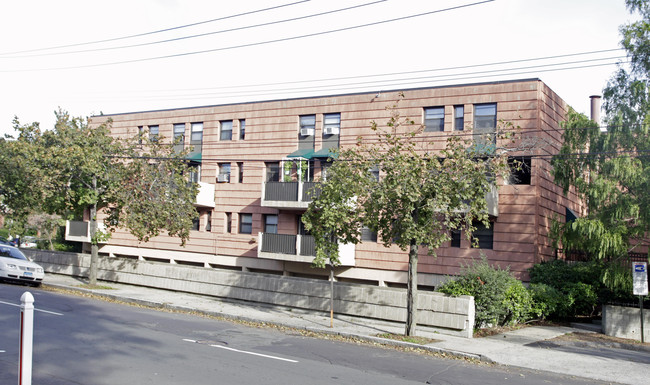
left=195, top=181, right=215, bottom=208
left=258, top=232, right=354, bottom=266
left=65, top=221, right=107, bottom=243
left=261, top=181, right=321, bottom=209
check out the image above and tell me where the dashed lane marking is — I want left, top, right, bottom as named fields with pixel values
left=183, top=339, right=298, bottom=363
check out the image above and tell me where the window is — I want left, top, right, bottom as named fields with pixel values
left=218, top=163, right=231, bottom=183
left=148, top=125, right=159, bottom=141
left=220, top=120, right=233, bottom=141
left=361, top=227, right=377, bottom=242
left=190, top=122, right=203, bottom=157
left=473, top=104, right=497, bottom=149
left=239, top=119, right=246, bottom=140
left=473, top=222, right=493, bottom=249
left=424, top=107, right=444, bottom=132
left=300, top=115, right=316, bottom=135
left=206, top=211, right=212, bottom=232
left=192, top=211, right=200, bottom=231
left=450, top=229, right=461, bottom=247
left=321, top=161, right=332, bottom=181
left=225, top=212, right=232, bottom=233
left=369, top=165, right=380, bottom=182
left=266, top=162, right=280, bottom=182
left=454, top=106, right=464, bottom=131
left=508, top=156, right=532, bottom=185
left=323, top=113, right=340, bottom=135
left=237, top=162, right=244, bottom=183
left=188, top=163, right=201, bottom=183
left=239, top=213, right=252, bottom=234
left=264, top=214, right=278, bottom=234
left=173, top=123, right=185, bottom=152
left=138, top=126, right=144, bottom=144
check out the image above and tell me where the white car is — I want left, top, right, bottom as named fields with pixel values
left=0, top=245, right=44, bottom=287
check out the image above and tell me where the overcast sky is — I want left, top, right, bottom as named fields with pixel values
left=0, top=0, right=636, bottom=137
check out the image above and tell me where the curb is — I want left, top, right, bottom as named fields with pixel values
left=43, top=282, right=491, bottom=363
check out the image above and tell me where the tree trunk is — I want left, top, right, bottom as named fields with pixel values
left=88, top=176, right=98, bottom=285
left=405, top=238, right=418, bottom=336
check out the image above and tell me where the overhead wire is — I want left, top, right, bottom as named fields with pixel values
left=1, top=1, right=388, bottom=59
left=0, top=0, right=496, bottom=72
left=0, top=0, right=312, bottom=56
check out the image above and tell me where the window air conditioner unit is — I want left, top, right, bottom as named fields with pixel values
left=323, top=126, right=340, bottom=135
left=300, top=128, right=314, bottom=136
left=217, top=173, right=230, bottom=183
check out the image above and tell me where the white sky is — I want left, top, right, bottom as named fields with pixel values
left=0, top=0, right=636, bottom=137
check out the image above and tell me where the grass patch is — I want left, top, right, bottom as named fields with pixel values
left=376, top=333, right=440, bottom=345
left=75, top=284, right=114, bottom=290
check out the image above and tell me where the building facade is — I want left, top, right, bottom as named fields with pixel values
left=74, top=79, right=581, bottom=288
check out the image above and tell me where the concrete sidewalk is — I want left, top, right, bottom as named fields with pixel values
left=42, top=274, right=649, bottom=385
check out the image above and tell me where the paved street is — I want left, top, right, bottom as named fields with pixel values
left=0, top=282, right=618, bottom=385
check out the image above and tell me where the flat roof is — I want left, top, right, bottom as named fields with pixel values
left=94, top=78, right=543, bottom=118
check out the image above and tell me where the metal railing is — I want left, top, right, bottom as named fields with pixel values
left=68, top=221, right=88, bottom=237
left=260, top=233, right=316, bottom=257
left=264, top=182, right=299, bottom=201
left=261, top=233, right=297, bottom=255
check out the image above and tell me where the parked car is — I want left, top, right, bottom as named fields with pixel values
left=20, top=236, right=38, bottom=249
left=0, top=236, right=18, bottom=247
left=0, top=245, right=44, bottom=287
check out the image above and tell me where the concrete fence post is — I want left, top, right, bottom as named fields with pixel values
left=19, top=292, right=34, bottom=385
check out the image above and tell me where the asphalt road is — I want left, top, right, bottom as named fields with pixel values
left=0, top=283, right=614, bottom=385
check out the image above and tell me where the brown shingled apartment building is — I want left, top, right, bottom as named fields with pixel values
left=68, top=78, right=582, bottom=288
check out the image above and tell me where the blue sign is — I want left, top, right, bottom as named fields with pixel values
left=635, top=264, right=646, bottom=273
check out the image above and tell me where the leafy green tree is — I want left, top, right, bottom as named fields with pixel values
left=552, top=0, right=649, bottom=262
left=303, top=102, right=511, bottom=336
left=1, top=110, right=198, bottom=285
left=26, top=213, right=65, bottom=250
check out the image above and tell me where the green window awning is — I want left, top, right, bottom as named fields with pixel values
left=311, top=148, right=338, bottom=159
left=286, top=149, right=315, bottom=159
left=187, top=152, right=202, bottom=162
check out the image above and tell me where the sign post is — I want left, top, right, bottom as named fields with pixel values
left=19, top=292, right=34, bottom=385
left=632, top=262, right=648, bottom=343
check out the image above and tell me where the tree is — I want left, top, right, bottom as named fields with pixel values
left=26, top=213, right=64, bottom=250
left=1, top=110, right=199, bottom=285
left=302, top=101, right=512, bottom=336
left=552, top=0, right=650, bottom=261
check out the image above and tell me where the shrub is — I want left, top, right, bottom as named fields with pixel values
left=529, top=260, right=603, bottom=319
left=528, top=283, right=563, bottom=320
left=438, top=256, right=533, bottom=327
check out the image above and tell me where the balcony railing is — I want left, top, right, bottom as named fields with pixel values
left=258, top=232, right=354, bottom=265
left=262, top=181, right=321, bottom=209
left=65, top=220, right=107, bottom=243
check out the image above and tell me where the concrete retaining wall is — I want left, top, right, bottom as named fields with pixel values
left=25, top=249, right=475, bottom=338
left=603, top=305, right=650, bottom=341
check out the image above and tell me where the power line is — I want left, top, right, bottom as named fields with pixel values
left=0, top=0, right=312, bottom=56
left=109, top=56, right=625, bottom=101
left=1, top=0, right=495, bottom=72
left=117, top=48, right=626, bottom=95
left=1, top=1, right=387, bottom=59
left=75, top=55, right=625, bottom=107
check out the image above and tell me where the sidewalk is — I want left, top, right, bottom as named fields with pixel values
left=42, top=274, right=649, bottom=385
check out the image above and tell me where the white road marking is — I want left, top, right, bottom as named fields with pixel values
left=0, top=300, right=64, bottom=316
left=209, top=344, right=299, bottom=363
left=182, top=338, right=298, bottom=363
